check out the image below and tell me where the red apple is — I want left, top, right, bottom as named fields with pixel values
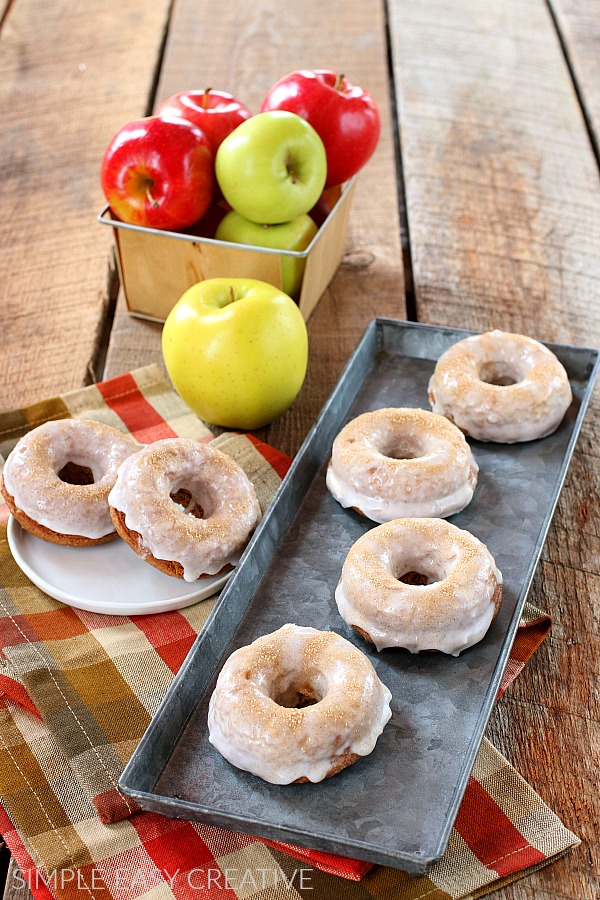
left=260, top=69, right=380, bottom=188
left=156, top=89, right=252, bottom=157
left=100, top=115, right=214, bottom=230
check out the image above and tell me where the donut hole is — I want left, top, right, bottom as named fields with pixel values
left=384, top=447, right=421, bottom=460
left=170, top=487, right=205, bottom=519
left=379, top=437, right=422, bottom=461
left=272, top=675, right=324, bottom=709
left=478, top=361, right=519, bottom=387
left=399, top=571, right=431, bottom=586
left=393, top=559, right=442, bottom=586
left=58, top=462, right=95, bottom=485
left=169, top=476, right=220, bottom=519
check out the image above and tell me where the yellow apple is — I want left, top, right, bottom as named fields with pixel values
left=162, top=278, right=308, bottom=430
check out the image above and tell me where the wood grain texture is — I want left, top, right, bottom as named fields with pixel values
left=0, top=0, right=171, bottom=412
left=388, top=0, right=600, bottom=344
left=103, top=0, right=405, bottom=457
left=550, top=0, right=600, bottom=158
left=388, top=1, right=600, bottom=897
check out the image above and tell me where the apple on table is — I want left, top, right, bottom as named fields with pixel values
left=261, top=69, right=380, bottom=188
left=162, top=278, right=308, bottom=430
left=215, top=211, right=318, bottom=300
left=100, top=115, right=214, bottom=230
left=215, top=111, right=327, bottom=224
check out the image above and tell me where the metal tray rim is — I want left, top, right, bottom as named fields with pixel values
left=117, top=784, right=439, bottom=867
left=97, top=175, right=357, bottom=258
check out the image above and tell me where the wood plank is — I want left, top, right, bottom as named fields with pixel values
left=549, top=0, right=600, bottom=158
left=388, top=0, right=600, bottom=344
left=103, top=0, right=405, bottom=458
left=388, top=1, right=600, bottom=897
left=0, top=0, right=172, bottom=412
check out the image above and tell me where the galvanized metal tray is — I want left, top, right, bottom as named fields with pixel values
left=119, top=318, right=599, bottom=874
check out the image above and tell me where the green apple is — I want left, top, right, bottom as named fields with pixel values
left=162, top=277, right=308, bottom=429
left=214, top=111, right=327, bottom=224
left=215, top=211, right=318, bottom=300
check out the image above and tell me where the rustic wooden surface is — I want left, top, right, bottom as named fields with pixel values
left=550, top=0, right=600, bottom=154
left=1, top=0, right=599, bottom=898
left=0, top=0, right=172, bottom=411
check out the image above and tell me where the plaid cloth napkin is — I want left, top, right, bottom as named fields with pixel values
left=0, top=366, right=579, bottom=900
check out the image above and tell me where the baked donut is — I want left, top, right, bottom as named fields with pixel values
left=0, top=419, right=138, bottom=545
left=108, top=438, right=261, bottom=581
left=335, top=518, right=502, bottom=656
left=326, top=407, right=478, bottom=523
left=208, top=624, right=392, bottom=784
left=428, top=329, right=573, bottom=443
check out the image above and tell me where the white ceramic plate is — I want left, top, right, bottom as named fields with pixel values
left=6, top=516, right=231, bottom=616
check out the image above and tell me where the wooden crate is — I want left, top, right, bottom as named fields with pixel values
left=98, top=178, right=357, bottom=323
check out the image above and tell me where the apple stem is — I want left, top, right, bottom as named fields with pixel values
left=145, top=184, right=159, bottom=209
left=229, top=285, right=235, bottom=304
left=203, top=88, right=212, bottom=109
left=335, top=73, right=345, bottom=91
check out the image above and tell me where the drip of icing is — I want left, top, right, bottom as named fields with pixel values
left=336, top=518, right=502, bottom=656
left=2, top=419, right=138, bottom=538
left=208, top=624, right=392, bottom=784
left=108, top=438, right=261, bottom=581
left=326, top=407, right=478, bottom=523
left=428, top=330, right=572, bottom=443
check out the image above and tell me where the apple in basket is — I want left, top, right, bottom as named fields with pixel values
left=161, top=278, right=308, bottom=430
left=215, top=111, right=327, bottom=224
left=261, top=69, right=381, bottom=188
left=215, top=211, right=318, bottom=300
left=100, top=115, right=214, bottom=230
left=155, top=88, right=252, bottom=157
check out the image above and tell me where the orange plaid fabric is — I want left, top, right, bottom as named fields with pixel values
left=0, top=366, right=579, bottom=899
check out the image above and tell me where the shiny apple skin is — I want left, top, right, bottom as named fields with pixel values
left=100, top=115, right=214, bottom=230
left=215, top=111, right=327, bottom=224
left=215, top=211, right=318, bottom=299
left=156, top=89, right=251, bottom=157
left=261, top=69, right=380, bottom=188
left=162, top=277, right=308, bottom=430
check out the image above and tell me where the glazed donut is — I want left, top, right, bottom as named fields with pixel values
left=1, top=419, right=138, bottom=545
left=208, top=624, right=392, bottom=784
left=108, top=437, right=261, bottom=581
left=335, top=518, right=502, bottom=656
left=326, top=407, right=478, bottom=523
left=428, top=330, right=573, bottom=443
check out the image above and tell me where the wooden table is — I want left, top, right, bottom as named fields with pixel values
left=1, top=1, right=599, bottom=897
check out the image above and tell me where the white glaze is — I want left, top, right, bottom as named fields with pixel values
left=428, top=330, right=573, bottom=443
left=326, top=407, right=478, bottom=523
left=108, top=438, right=261, bottom=581
left=335, top=518, right=502, bottom=656
left=2, top=419, right=138, bottom=538
left=208, top=624, right=392, bottom=784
